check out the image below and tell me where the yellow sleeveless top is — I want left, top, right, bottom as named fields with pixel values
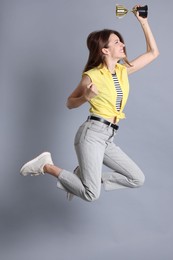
left=83, top=63, right=130, bottom=122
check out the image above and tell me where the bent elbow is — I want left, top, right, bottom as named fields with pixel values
left=157, top=50, right=160, bottom=57
left=152, top=49, right=160, bottom=60
left=155, top=51, right=160, bottom=59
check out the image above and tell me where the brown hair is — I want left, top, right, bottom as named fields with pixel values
left=83, top=29, right=131, bottom=72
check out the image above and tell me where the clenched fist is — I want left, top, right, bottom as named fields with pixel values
left=84, top=83, right=98, bottom=101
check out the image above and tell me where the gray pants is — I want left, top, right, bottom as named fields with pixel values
left=57, top=116, right=145, bottom=202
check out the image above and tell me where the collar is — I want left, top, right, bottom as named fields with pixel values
left=98, top=63, right=124, bottom=75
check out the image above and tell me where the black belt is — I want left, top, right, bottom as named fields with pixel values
left=88, top=116, right=119, bottom=130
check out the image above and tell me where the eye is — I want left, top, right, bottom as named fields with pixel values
left=115, top=40, right=119, bottom=44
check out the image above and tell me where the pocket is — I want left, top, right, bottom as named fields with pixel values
left=74, top=122, right=89, bottom=145
left=87, top=121, right=106, bottom=133
left=84, top=121, right=109, bottom=143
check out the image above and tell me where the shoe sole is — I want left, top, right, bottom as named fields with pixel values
left=20, top=152, right=50, bottom=176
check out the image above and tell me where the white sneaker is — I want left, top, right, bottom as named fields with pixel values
left=20, top=152, right=53, bottom=176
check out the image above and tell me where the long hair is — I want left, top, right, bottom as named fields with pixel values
left=83, top=29, right=131, bottom=72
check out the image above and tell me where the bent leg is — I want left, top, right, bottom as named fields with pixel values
left=102, top=141, right=145, bottom=191
left=58, top=121, right=106, bottom=201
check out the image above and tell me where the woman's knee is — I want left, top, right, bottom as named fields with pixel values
left=83, top=189, right=100, bottom=202
left=133, top=171, right=145, bottom=187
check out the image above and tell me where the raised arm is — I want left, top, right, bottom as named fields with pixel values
left=126, top=5, right=159, bottom=75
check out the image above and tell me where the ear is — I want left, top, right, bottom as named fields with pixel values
left=102, top=48, right=109, bottom=55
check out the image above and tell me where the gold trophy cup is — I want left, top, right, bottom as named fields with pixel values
left=116, top=4, right=148, bottom=18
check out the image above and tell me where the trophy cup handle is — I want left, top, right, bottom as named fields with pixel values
left=132, top=5, right=148, bottom=18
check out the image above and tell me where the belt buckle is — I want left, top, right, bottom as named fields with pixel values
left=108, top=121, right=112, bottom=127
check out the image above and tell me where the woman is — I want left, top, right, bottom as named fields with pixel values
left=20, top=6, right=159, bottom=202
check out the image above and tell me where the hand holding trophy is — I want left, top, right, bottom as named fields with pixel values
left=116, top=4, right=148, bottom=18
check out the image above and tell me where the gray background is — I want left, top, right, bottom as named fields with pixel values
left=0, top=0, right=172, bottom=259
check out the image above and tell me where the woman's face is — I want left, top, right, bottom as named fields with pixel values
left=106, top=33, right=126, bottom=60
